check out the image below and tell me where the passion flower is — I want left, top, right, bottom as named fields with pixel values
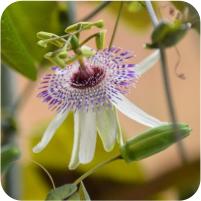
left=33, top=48, right=164, bottom=169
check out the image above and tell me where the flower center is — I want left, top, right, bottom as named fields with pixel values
left=70, top=66, right=105, bottom=89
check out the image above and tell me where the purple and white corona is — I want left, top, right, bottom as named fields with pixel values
left=33, top=48, right=164, bottom=169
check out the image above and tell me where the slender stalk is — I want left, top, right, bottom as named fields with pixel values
left=78, top=1, right=111, bottom=22
left=109, top=1, right=124, bottom=146
left=145, top=1, right=188, bottom=163
left=159, top=47, right=188, bottom=162
left=74, top=154, right=121, bottom=185
left=109, top=1, right=124, bottom=48
left=79, top=32, right=99, bottom=47
left=145, top=1, right=159, bottom=26
left=31, top=160, right=56, bottom=189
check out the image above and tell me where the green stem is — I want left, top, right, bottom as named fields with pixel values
left=41, top=34, right=69, bottom=44
left=31, top=159, right=56, bottom=189
left=145, top=1, right=158, bottom=26
left=79, top=32, right=99, bottom=47
left=74, top=154, right=121, bottom=185
left=145, top=1, right=188, bottom=164
left=78, top=1, right=112, bottom=22
left=109, top=1, right=124, bottom=48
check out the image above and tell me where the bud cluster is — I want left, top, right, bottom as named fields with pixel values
left=37, top=20, right=106, bottom=68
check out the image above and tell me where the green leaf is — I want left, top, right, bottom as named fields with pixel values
left=79, top=182, right=90, bottom=200
left=67, top=191, right=80, bottom=200
left=1, top=144, right=21, bottom=174
left=145, top=21, right=190, bottom=48
left=68, top=182, right=90, bottom=201
left=46, top=184, right=77, bottom=200
left=1, top=12, right=37, bottom=80
left=121, top=123, right=191, bottom=162
left=1, top=1, right=68, bottom=79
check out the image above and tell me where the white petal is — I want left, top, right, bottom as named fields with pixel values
left=79, top=110, right=97, bottom=164
left=135, top=50, right=160, bottom=76
left=69, top=111, right=81, bottom=170
left=111, top=94, right=164, bottom=128
left=114, top=108, right=125, bottom=146
left=33, top=110, right=69, bottom=153
left=96, top=107, right=117, bottom=152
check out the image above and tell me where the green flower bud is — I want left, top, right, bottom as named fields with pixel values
left=121, top=123, right=191, bottom=162
left=145, top=21, right=191, bottom=48
left=65, top=22, right=92, bottom=33
left=70, top=35, right=80, bottom=51
left=37, top=31, right=55, bottom=39
left=58, top=51, right=68, bottom=59
left=80, top=46, right=96, bottom=57
left=44, top=52, right=66, bottom=68
left=94, top=20, right=104, bottom=28
left=96, top=31, right=106, bottom=49
left=37, top=32, right=65, bottom=48
left=65, top=20, right=104, bottom=33
left=37, top=40, right=48, bottom=48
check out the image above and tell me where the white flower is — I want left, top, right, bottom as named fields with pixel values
left=33, top=48, right=164, bottom=169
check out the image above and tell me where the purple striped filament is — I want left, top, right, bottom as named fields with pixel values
left=37, top=47, right=138, bottom=112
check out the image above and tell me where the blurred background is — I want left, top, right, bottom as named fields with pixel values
left=1, top=1, right=200, bottom=200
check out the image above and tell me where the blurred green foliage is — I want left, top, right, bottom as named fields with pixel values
left=1, top=144, right=20, bottom=174
left=172, top=1, right=200, bottom=33
left=108, top=1, right=152, bottom=32
left=1, top=1, right=69, bottom=80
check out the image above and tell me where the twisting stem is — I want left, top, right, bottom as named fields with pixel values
left=74, top=154, right=121, bottom=185
left=174, top=46, right=185, bottom=79
left=31, top=159, right=56, bottom=189
left=78, top=1, right=112, bottom=22
left=109, top=1, right=124, bottom=48
left=145, top=1, right=188, bottom=164
left=79, top=32, right=99, bottom=47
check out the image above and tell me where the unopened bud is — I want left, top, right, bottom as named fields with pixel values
left=70, top=35, right=80, bottom=51
left=146, top=20, right=191, bottom=48
left=121, top=123, right=191, bottom=162
left=37, top=40, right=48, bottom=48
left=80, top=46, right=96, bottom=57
left=94, top=20, right=104, bottom=28
left=37, top=31, right=55, bottom=39
left=44, top=52, right=66, bottom=68
left=95, top=31, right=106, bottom=49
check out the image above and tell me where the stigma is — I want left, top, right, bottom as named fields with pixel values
left=70, top=66, right=106, bottom=89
